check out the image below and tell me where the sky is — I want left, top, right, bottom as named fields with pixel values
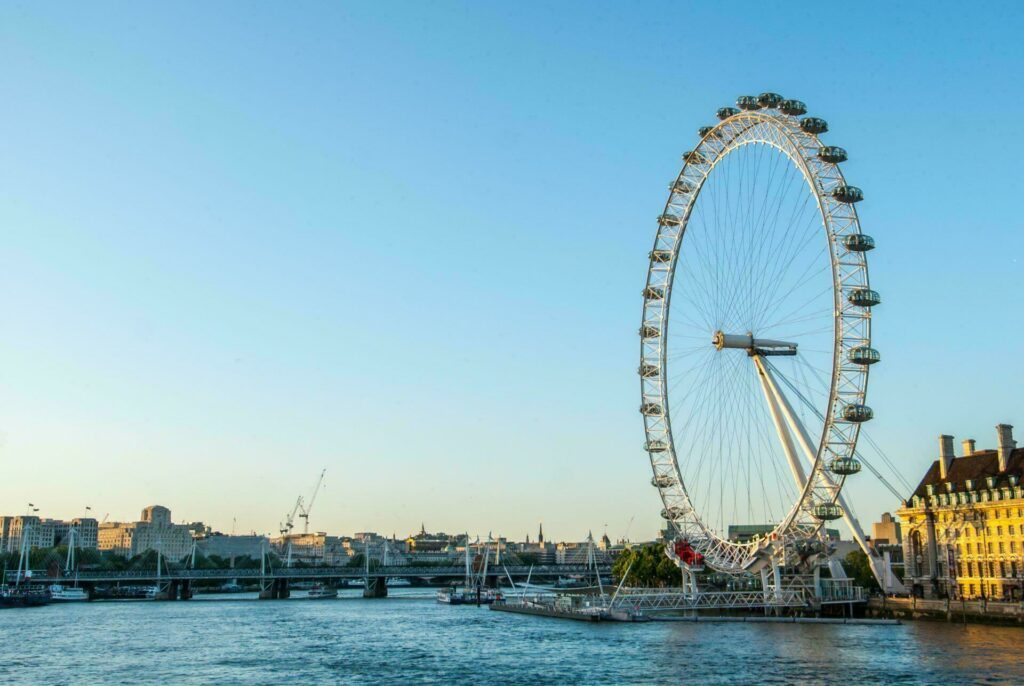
left=1, top=2, right=1022, bottom=543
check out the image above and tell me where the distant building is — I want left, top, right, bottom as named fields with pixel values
left=727, top=524, right=840, bottom=544
left=897, top=426, right=1024, bottom=600
left=270, top=532, right=352, bottom=566
left=196, top=534, right=267, bottom=561
left=1, top=516, right=52, bottom=552
left=871, top=512, right=902, bottom=546
left=98, top=505, right=194, bottom=561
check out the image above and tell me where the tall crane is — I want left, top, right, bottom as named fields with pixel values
left=298, top=468, right=326, bottom=535
left=280, top=496, right=303, bottom=536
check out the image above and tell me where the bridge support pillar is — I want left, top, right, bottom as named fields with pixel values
left=258, top=578, right=290, bottom=599
left=363, top=576, right=387, bottom=598
left=179, top=579, right=193, bottom=600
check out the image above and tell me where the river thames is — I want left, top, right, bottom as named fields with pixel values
left=2, top=589, right=1022, bottom=685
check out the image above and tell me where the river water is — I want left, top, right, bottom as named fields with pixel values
left=2, top=589, right=1022, bottom=685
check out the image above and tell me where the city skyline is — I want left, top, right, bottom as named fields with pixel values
left=2, top=3, right=1023, bottom=542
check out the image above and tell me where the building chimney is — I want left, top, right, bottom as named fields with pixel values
left=962, top=439, right=976, bottom=456
left=939, top=435, right=955, bottom=480
left=997, top=424, right=1016, bottom=472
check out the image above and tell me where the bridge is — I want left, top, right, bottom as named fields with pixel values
left=5, top=562, right=613, bottom=600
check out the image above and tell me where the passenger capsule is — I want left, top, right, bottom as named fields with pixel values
left=639, top=363, right=660, bottom=377
left=651, top=474, right=676, bottom=488
left=779, top=99, right=807, bottom=116
left=800, top=117, right=828, bottom=134
left=757, top=92, right=783, bottom=108
left=639, top=325, right=661, bottom=339
left=848, top=288, right=881, bottom=308
left=736, top=95, right=762, bottom=111
left=812, top=503, right=844, bottom=521
left=843, top=234, right=875, bottom=252
left=640, top=402, right=663, bottom=417
left=829, top=457, right=862, bottom=476
left=657, top=213, right=682, bottom=226
left=848, top=346, right=880, bottom=365
left=831, top=185, right=864, bottom=203
left=682, top=150, right=707, bottom=164
left=697, top=125, right=720, bottom=139
left=669, top=179, right=694, bottom=195
left=649, top=250, right=673, bottom=263
left=643, top=286, right=664, bottom=301
left=818, top=146, right=848, bottom=164
left=661, top=506, right=687, bottom=520
left=716, top=106, right=740, bottom=120
left=645, top=440, right=668, bottom=453
left=842, top=404, right=874, bottom=423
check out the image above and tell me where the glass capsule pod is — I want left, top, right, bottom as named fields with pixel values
left=640, top=402, right=663, bottom=416
left=651, top=474, right=676, bottom=488
left=843, top=234, right=875, bottom=252
left=643, top=286, right=664, bottom=300
left=842, top=404, right=874, bottom=423
left=818, top=146, right=848, bottom=164
left=757, top=92, right=783, bottom=108
left=639, top=325, right=661, bottom=339
left=736, top=95, right=762, bottom=111
left=661, top=506, right=687, bottom=520
left=649, top=250, right=673, bottom=263
left=669, top=179, right=694, bottom=194
left=829, top=457, right=862, bottom=476
left=697, top=125, right=720, bottom=138
left=645, top=440, right=668, bottom=453
left=639, top=363, right=660, bottom=378
left=657, top=213, right=682, bottom=226
left=682, top=150, right=707, bottom=164
left=800, top=117, right=829, bottom=134
left=716, top=106, right=740, bottom=120
left=812, top=503, right=844, bottom=521
left=848, top=346, right=880, bottom=365
left=848, top=288, right=881, bottom=307
left=779, top=99, right=807, bottom=116
left=831, top=185, right=864, bottom=203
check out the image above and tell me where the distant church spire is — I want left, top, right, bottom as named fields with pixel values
left=538, top=522, right=544, bottom=545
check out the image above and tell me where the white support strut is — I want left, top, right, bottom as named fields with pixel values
left=755, top=356, right=907, bottom=594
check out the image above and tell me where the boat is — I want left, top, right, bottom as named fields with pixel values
left=48, top=584, right=89, bottom=602
left=436, top=586, right=500, bottom=605
left=307, top=583, right=338, bottom=599
left=0, top=585, right=51, bottom=608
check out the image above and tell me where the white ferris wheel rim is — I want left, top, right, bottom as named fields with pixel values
left=639, top=103, right=875, bottom=574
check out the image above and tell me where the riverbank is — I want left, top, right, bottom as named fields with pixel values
left=867, top=596, right=1024, bottom=626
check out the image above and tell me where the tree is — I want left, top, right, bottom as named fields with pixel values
left=612, top=544, right=682, bottom=587
left=843, top=550, right=880, bottom=593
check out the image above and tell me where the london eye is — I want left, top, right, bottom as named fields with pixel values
left=639, top=93, right=891, bottom=588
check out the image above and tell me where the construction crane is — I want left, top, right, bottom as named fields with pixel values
left=280, top=496, right=304, bottom=536
left=298, top=468, right=326, bottom=534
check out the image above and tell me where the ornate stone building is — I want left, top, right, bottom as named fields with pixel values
left=897, top=425, right=1023, bottom=600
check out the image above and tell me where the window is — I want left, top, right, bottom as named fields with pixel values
left=997, top=526, right=1003, bottom=535
left=1013, top=541, right=1018, bottom=553
left=987, top=527, right=993, bottom=536
left=999, top=542, right=1005, bottom=553
left=1011, top=525, right=1016, bottom=535
left=988, top=543, right=994, bottom=554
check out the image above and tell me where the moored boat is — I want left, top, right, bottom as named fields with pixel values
left=307, top=583, right=338, bottom=599
left=48, top=584, right=89, bottom=602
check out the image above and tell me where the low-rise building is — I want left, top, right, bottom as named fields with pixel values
left=897, top=425, right=1023, bottom=600
left=871, top=512, right=902, bottom=546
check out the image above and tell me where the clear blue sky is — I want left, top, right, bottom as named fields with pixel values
left=2, top=2, right=1022, bottom=541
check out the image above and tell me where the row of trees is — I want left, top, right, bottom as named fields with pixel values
left=609, top=544, right=881, bottom=592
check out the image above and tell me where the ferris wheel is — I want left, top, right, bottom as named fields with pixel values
left=639, top=93, right=884, bottom=580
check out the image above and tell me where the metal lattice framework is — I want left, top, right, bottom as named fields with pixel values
left=640, top=95, right=876, bottom=574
